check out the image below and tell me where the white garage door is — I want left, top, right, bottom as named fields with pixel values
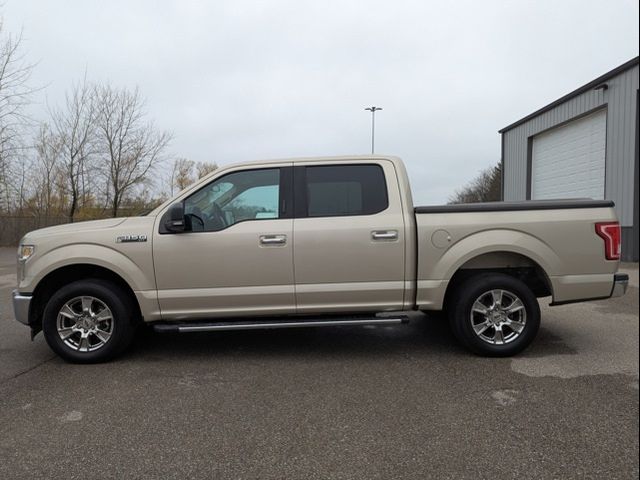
left=531, top=109, right=606, bottom=200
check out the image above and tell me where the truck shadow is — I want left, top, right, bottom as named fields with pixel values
left=125, top=313, right=574, bottom=362
left=518, top=327, right=578, bottom=357
left=128, top=314, right=457, bottom=361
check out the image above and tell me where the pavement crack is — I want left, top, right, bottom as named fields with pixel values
left=0, top=355, right=56, bottom=384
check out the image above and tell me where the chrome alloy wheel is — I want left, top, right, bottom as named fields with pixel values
left=56, top=296, right=114, bottom=352
left=469, top=289, right=527, bottom=345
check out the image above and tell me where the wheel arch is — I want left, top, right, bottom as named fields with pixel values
left=441, top=250, right=553, bottom=315
left=29, top=264, right=143, bottom=330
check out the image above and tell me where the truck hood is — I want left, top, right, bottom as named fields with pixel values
left=22, top=218, right=128, bottom=240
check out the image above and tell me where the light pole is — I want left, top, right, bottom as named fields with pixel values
left=365, top=106, right=382, bottom=154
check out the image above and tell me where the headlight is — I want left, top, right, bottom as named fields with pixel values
left=18, top=245, right=35, bottom=262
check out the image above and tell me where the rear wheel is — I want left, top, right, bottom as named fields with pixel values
left=448, top=273, right=540, bottom=356
left=42, top=279, right=136, bottom=363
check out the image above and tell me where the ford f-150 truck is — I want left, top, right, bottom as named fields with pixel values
left=12, top=155, right=629, bottom=363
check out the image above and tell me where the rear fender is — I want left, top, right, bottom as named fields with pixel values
left=435, top=229, right=559, bottom=281
left=417, top=229, right=558, bottom=310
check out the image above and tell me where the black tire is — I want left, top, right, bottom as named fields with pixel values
left=42, top=279, right=136, bottom=363
left=448, top=273, right=540, bottom=357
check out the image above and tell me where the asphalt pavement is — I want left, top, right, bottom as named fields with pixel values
left=0, top=247, right=637, bottom=479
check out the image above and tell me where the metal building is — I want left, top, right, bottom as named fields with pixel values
left=500, top=57, right=639, bottom=261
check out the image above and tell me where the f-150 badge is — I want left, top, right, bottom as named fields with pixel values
left=116, top=235, right=147, bottom=243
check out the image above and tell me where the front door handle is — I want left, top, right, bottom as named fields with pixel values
left=260, top=234, right=287, bottom=246
left=371, top=230, right=398, bottom=241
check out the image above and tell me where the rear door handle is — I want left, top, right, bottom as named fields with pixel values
left=371, top=230, right=398, bottom=241
left=260, top=234, right=287, bottom=246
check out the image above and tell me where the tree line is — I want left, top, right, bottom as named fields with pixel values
left=448, top=162, right=502, bottom=204
left=0, top=17, right=214, bottom=224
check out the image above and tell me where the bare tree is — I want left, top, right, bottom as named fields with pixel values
left=0, top=145, right=10, bottom=212
left=449, top=162, right=502, bottom=204
left=170, top=157, right=195, bottom=195
left=94, top=84, right=171, bottom=217
left=12, top=149, right=29, bottom=213
left=168, top=159, right=217, bottom=195
left=196, top=161, right=217, bottom=179
left=51, top=78, right=97, bottom=221
left=0, top=19, right=34, bottom=213
left=31, top=123, right=63, bottom=217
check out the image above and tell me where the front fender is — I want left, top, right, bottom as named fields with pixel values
left=20, top=243, right=155, bottom=293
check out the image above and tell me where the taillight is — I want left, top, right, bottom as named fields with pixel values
left=595, top=222, right=621, bottom=261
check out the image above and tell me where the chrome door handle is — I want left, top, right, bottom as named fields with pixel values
left=371, top=230, right=398, bottom=240
left=259, top=234, right=287, bottom=246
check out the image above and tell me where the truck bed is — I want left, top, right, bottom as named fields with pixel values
left=413, top=198, right=619, bottom=310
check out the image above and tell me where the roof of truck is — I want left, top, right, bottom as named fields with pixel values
left=213, top=154, right=402, bottom=169
left=194, top=154, right=405, bottom=184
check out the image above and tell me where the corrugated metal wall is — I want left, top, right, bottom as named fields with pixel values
left=502, top=65, right=638, bottom=230
left=622, top=228, right=638, bottom=263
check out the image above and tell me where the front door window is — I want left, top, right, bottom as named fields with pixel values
left=184, top=168, right=280, bottom=232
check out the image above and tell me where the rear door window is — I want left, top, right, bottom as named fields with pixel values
left=304, top=164, right=388, bottom=217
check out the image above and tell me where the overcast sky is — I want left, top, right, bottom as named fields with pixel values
left=4, top=0, right=639, bottom=204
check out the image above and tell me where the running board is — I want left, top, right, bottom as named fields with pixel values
left=153, top=316, right=409, bottom=333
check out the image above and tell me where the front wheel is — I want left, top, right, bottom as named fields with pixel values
left=448, top=273, right=540, bottom=357
left=42, top=279, right=136, bottom=363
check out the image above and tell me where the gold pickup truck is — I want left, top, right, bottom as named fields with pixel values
left=12, top=155, right=628, bottom=363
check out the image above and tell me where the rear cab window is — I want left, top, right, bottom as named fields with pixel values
left=303, top=164, right=388, bottom=217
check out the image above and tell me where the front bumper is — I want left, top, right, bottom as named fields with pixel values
left=610, top=273, right=629, bottom=298
left=12, top=290, right=31, bottom=325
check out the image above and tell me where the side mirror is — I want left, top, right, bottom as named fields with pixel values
left=164, top=203, right=186, bottom=233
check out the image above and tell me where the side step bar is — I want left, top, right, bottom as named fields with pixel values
left=153, top=316, right=409, bottom=333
